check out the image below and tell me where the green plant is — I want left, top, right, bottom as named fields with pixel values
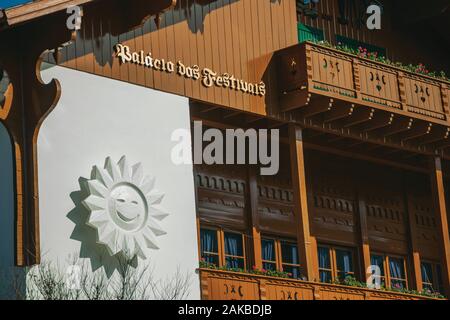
left=312, top=40, right=450, bottom=82
left=199, top=259, right=296, bottom=279
left=333, top=276, right=446, bottom=299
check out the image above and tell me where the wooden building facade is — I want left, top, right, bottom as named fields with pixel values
left=0, top=0, right=449, bottom=300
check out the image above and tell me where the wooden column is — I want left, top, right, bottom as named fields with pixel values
left=429, top=156, right=450, bottom=296
left=248, top=166, right=262, bottom=269
left=405, top=195, right=424, bottom=292
left=289, top=125, right=317, bottom=281
left=356, top=193, right=372, bottom=283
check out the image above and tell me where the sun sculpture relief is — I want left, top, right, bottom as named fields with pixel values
left=82, top=156, right=169, bottom=260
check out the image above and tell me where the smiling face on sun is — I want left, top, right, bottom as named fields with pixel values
left=82, top=156, right=169, bottom=259
left=108, top=183, right=148, bottom=232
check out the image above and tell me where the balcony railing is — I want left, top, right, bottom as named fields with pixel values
left=199, top=268, right=442, bottom=300
left=277, top=42, right=450, bottom=128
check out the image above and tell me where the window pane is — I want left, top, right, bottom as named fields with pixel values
left=283, top=265, right=300, bottom=279
left=224, top=232, right=244, bottom=257
left=200, top=229, right=219, bottom=266
left=318, top=247, right=331, bottom=269
left=391, top=279, right=407, bottom=290
left=389, top=257, right=406, bottom=280
left=200, top=229, right=218, bottom=252
left=421, top=262, right=433, bottom=284
left=370, top=255, right=385, bottom=276
left=320, top=270, right=332, bottom=283
left=389, top=257, right=406, bottom=289
left=225, top=257, right=245, bottom=270
left=281, top=242, right=299, bottom=265
left=203, top=254, right=219, bottom=266
left=436, top=264, right=444, bottom=294
left=336, top=249, right=353, bottom=274
left=261, top=239, right=276, bottom=262
left=263, top=262, right=277, bottom=271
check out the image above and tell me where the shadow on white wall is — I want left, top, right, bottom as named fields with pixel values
left=0, top=123, right=26, bottom=299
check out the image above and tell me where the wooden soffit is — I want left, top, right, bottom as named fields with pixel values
left=0, top=0, right=177, bottom=29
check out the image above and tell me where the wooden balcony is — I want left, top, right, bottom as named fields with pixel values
left=199, top=268, right=442, bottom=301
left=276, top=42, right=450, bottom=152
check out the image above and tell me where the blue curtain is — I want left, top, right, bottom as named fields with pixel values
left=281, top=242, right=299, bottom=265
left=200, top=229, right=218, bottom=265
left=224, top=233, right=243, bottom=269
left=389, top=258, right=404, bottom=279
left=224, top=233, right=240, bottom=256
left=370, top=255, right=384, bottom=274
left=318, top=247, right=332, bottom=283
left=262, top=239, right=276, bottom=271
left=262, top=239, right=275, bottom=262
left=318, top=247, right=330, bottom=269
left=421, top=263, right=433, bottom=284
left=340, top=251, right=352, bottom=272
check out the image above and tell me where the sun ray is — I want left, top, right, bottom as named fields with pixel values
left=131, top=163, right=144, bottom=185
left=147, top=219, right=167, bottom=236
left=142, top=229, right=160, bottom=250
left=140, top=175, right=155, bottom=195
left=105, top=157, right=121, bottom=182
left=92, top=165, right=114, bottom=189
left=87, top=180, right=109, bottom=197
left=87, top=210, right=109, bottom=227
left=145, top=192, right=165, bottom=205
left=83, top=195, right=106, bottom=211
left=148, top=205, right=170, bottom=221
left=118, top=156, right=131, bottom=182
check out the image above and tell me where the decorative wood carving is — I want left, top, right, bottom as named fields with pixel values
left=0, top=69, right=13, bottom=119
left=366, top=195, right=409, bottom=253
left=307, top=151, right=358, bottom=246
left=359, top=61, right=402, bottom=110
left=0, top=12, right=73, bottom=266
left=199, top=269, right=434, bottom=300
left=257, top=183, right=296, bottom=237
left=195, top=166, right=248, bottom=230
left=308, top=44, right=356, bottom=98
left=404, top=75, right=445, bottom=120
left=406, top=172, right=440, bottom=260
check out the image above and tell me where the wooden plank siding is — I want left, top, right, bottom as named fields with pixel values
left=55, top=0, right=298, bottom=114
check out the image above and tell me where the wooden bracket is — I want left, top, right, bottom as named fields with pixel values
left=0, top=13, right=72, bottom=266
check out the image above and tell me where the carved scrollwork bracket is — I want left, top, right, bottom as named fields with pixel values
left=0, top=12, right=73, bottom=266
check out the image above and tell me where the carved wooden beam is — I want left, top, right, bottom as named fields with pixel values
left=323, top=103, right=355, bottom=124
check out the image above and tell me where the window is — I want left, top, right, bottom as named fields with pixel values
left=281, top=241, right=301, bottom=279
left=261, top=238, right=301, bottom=279
left=318, top=245, right=355, bottom=283
left=421, top=261, right=444, bottom=294
left=370, top=254, right=386, bottom=288
left=199, top=227, right=247, bottom=270
left=261, top=239, right=277, bottom=271
left=389, top=257, right=407, bottom=289
left=200, top=229, right=219, bottom=266
left=370, top=253, right=409, bottom=290
left=224, top=232, right=245, bottom=269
